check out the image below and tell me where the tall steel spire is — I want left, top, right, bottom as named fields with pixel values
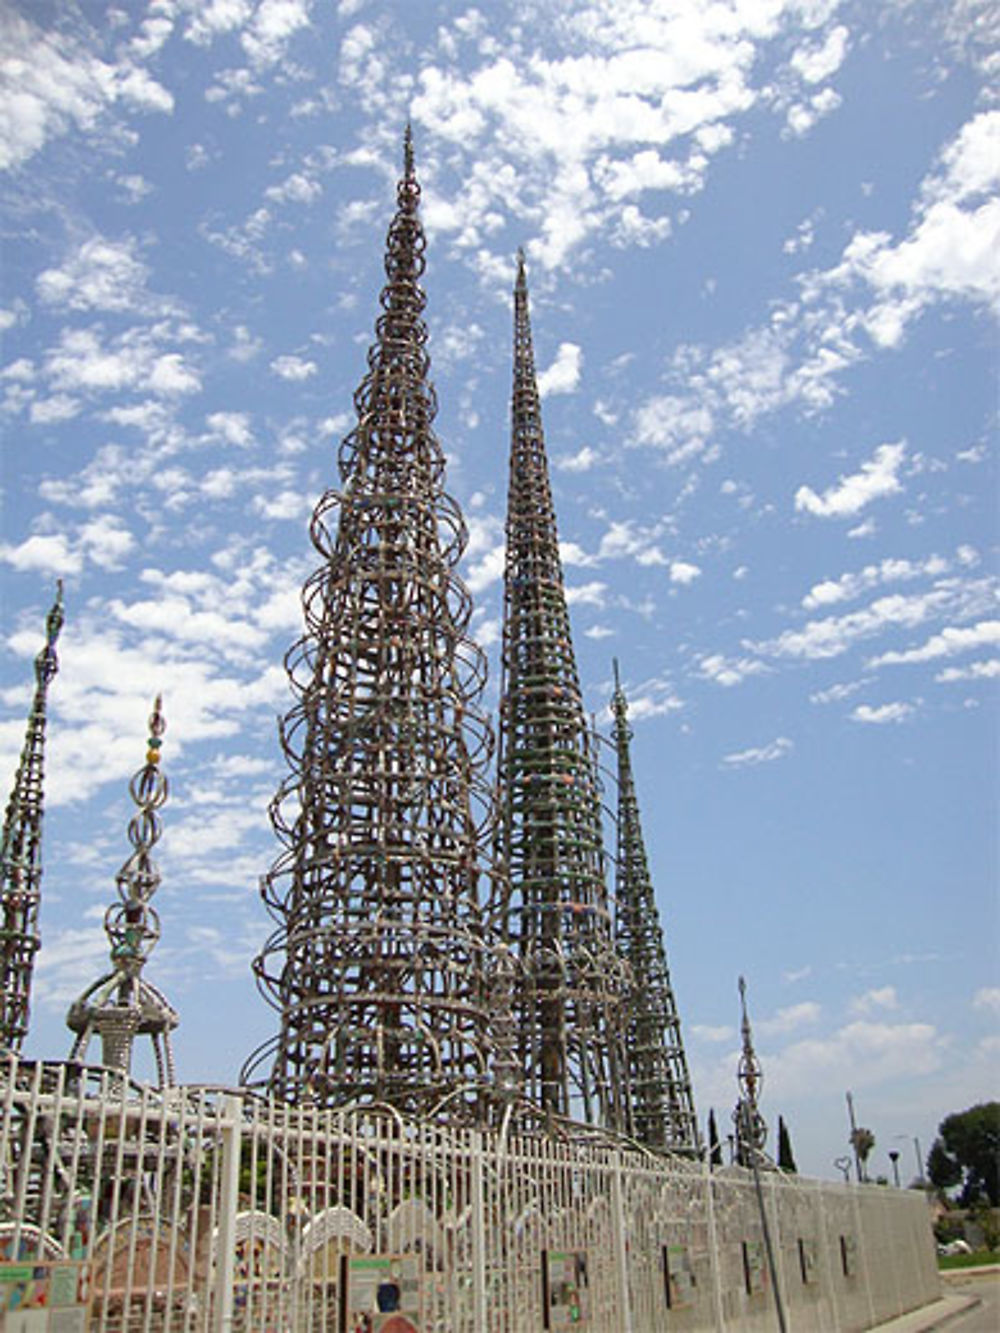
left=495, top=253, right=628, bottom=1129
left=611, top=661, right=699, bottom=1153
left=242, top=134, right=505, bottom=1120
left=733, top=974, right=767, bottom=1166
left=67, top=696, right=178, bottom=1086
left=0, top=582, right=63, bottom=1052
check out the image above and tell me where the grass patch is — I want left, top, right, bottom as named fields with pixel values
left=938, top=1250, right=998, bottom=1270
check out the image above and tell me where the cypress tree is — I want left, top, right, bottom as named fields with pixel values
left=708, top=1107, right=723, bottom=1168
left=778, top=1114, right=798, bottom=1173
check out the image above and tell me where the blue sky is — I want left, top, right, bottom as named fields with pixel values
left=1, top=0, right=996, bottom=1181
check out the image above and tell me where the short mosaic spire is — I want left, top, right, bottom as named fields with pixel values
left=0, top=582, right=63, bottom=1052
left=733, top=974, right=767, bottom=1166
left=495, top=252, right=629, bottom=1129
left=242, top=134, right=506, bottom=1120
left=66, top=696, right=178, bottom=1086
left=611, top=661, right=699, bottom=1153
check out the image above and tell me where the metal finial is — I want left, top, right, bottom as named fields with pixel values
left=66, top=694, right=178, bottom=1086
left=403, top=122, right=415, bottom=180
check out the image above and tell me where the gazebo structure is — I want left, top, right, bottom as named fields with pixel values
left=66, top=696, right=178, bottom=1088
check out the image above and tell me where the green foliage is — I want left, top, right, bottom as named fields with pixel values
left=968, top=1201, right=1000, bottom=1252
left=928, top=1139, right=962, bottom=1193
left=777, top=1115, right=797, bottom=1173
left=938, top=1249, right=998, bottom=1271
left=933, top=1214, right=965, bottom=1245
left=850, top=1126, right=875, bottom=1178
left=930, top=1102, right=1000, bottom=1206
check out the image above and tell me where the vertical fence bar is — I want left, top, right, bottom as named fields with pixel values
left=470, top=1128, right=487, bottom=1331
left=215, top=1092, right=243, bottom=1332
left=610, top=1157, right=632, bottom=1333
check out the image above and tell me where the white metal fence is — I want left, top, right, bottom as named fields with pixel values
left=0, top=1059, right=939, bottom=1331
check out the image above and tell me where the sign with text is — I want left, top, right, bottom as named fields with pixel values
left=344, top=1254, right=420, bottom=1333
left=542, top=1250, right=589, bottom=1329
left=0, top=1261, right=89, bottom=1332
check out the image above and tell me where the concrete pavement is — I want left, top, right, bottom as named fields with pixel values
left=870, top=1266, right=999, bottom=1332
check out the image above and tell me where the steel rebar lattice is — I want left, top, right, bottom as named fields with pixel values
left=67, top=696, right=178, bottom=1086
left=0, top=583, right=63, bottom=1053
left=610, top=662, right=699, bottom=1154
left=242, top=133, right=506, bottom=1120
left=495, top=254, right=628, bottom=1129
left=733, top=974, right=768, bottom=1167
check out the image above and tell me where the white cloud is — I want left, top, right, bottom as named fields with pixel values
left=816, top=109, right=1000, bottom=346
left=565, top=581, right=607, bottom=608
left=465, top=544, right=506, bottom=594
left=768, top=1020, right=945, bottom=1099
left=722, top=736, right=793, bottom=767
left=0, top=532, right=82, bottom=577
left=759, top=1001, right=821, bottom=1036
left=850, top=701, right=915, bottom=724
left=537, top=342, right=582, bottom=397
left=633, top=394, right=713, bottom=463
left=252, top=490, right=311, bottom=521
left=241, top=0, right=312, bottom=68
left=790, top=25, right=850, bottom=84
left=851, top=986, right=899, bottom=1015
left=270, top=354, right=317, bottom=381
left=265, top=171, right=322, bottom=205
left=205, top=411, right=254, bottom=448
left=972, top=988, right=1000, bottom=1016
left=802, top=553, right=951, bottom=610
left=554, top=445, right=599, bottom=472
left=78, top=515, right=135, bottom=570
left=37, top=236, right=159, bottom=313
left=669, top=560, right=701, bottom=584
left=935, top=659, right=1000, bottom=682
left=795, top=442, right=906, bottom=519
left=29, top=394, right=81, bottom=424
left=690, top=1024, right=733, bottom=1044
left=869, top=620, right=1000, bottom=667
left=698, top=653, right=768, bottom=688
left=44, top=327, right=201, bottom=399
left=0, top=8, right=173, bottom=172
left=755, top=580, right=995, bottom=663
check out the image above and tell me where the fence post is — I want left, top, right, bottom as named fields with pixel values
left=610, top=1160, right=632, bottom=1332
left=703, top=1155, right=726, bottom=1331
left=215, top=1092, right=243, bottom=1333
left=470, top=1129, right=488, bottom=1330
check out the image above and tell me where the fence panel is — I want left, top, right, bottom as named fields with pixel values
left=0, top=1058, right=940, bottom=1332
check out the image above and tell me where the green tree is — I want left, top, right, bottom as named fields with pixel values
left=777, top=1115, right=797, bottom=1173
left=927, top=1138, right=962, bottom=1195
left=929, top=1102, right=1000, bottom=1206
left=851, top=1126, right=875, bottom=1181
left=708, top=1108, right=723, bottom=1168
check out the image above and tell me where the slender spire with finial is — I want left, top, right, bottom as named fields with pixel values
left=66, top=696, right=178, bottom=1087
left=0, top=582, right=63, bottom=1053
left=733, top=975, right=768, bottom=1166
left=495, top=253, right=629, bottom=1130
left=242, top=130, right=509, bottom=1121
left=611, top=660, right=699, bottom=1153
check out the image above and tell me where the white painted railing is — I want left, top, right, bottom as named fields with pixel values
left=0, top=1058, right=939, bottom=1331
